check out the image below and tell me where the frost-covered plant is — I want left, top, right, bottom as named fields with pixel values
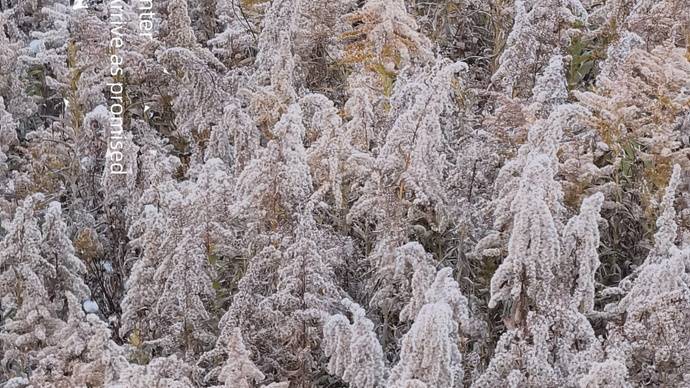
left=344, top=0, right=433, bottom=72
left=217, top=101, right=260, bottom=175
left=0, top=195, right=62, bottom=381
left=324, top=266, right=483, bottom=388
left=152, top=231, right=216, bottom=358
left=301, top=93, right=353, bottom=213
left=201, top=244, right=283, bottom=384
left=474, top=103, right=578, bottom=272
left=348, top=60, right=470, bottom=294
left=259, top=217, right=343, bottom=377
left=158, top=46, right=228, bottom=162
left=2, top=0, right=690, bottom=385
left=27, top=292, right=133, bottom=387
left=323, top=299, right=385, bottom=388
left=40, top=201, right=90, bottom=313
left=0, top=16, right=33, bottom=120
left=477, top=247, right=607, bottom=386
left=120, top=142, right=181, bottom=343
left=595, top=0, right=690, bottom=47
left=120, top=203, right=169, bottom=343
left=492, top=0, right=587, bottom=96
left=476, top=102, right=609, bottom=385
left=206, top=220, right=346, bottom=385
left=339, top=0, right=435, bottom=134
left=388, top=268, right=480, bottom=388
left=602, top=165, right=690, bottom=386
left=235, top=104, right=312, bottom=232
left=109, top=355, right=197, bottom=388
left=213, top=327, right=265, bottom=388
left=575, top=46, right=690, bottom=170
left=526, top=54, right=569, bottom=119
left=208, top=0, right=257, bottom=68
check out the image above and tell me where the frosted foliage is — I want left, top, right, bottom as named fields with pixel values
left=110, top=355, right=196, bottom=388
left=221, top=102, right=259, bottom=174
left=398, top=252, right=437, bottom=323
left=302, top=93, right=350, bottom=210
left=153, top=232, right=216, bottom=356
left=205, top=123, right=232, bottom=166
left=0, top=194, right=52, bottom=285
left=560, top=193, right=604, bottom=313
left=527, top=54, right=568, bottom=118
left=477, top=125, right=607, bottom=386
left=216, top=328, right=265, bottom=388
left=390, top=267, right=483, bottom=388
left=164, top=0, right=197, bottom=48
left=474, top=307, right=603, bottom=387
left=26, top=292, right=131, bottom=387
left=608, top=165, right=690, bottom=385
left=348, top=0, right=433, bottom=69
left=323, top=300, right=385, bottom=388
left=344, top=88, right=376, bottom=151
left=236, top=104, right=311, bottom=231
left=488, top=154, right=562, bottom=311
left=324, top=264, right=481, bottom=388
left=648, top=164, right=682, bottom=261
left=40, top=201, right=90, bottom=310
left=187, top=159, right=237, bottom=253
left=622, top=0, right=690, bottom=46
left=0, top=195, right=64, bottom=378
left=18, top=3, right=70, bottom=95
left=485, top=103, right=576, bottom=242
left=0, top=265, right=61, bottom=378
left=249, top=31, right=298, bottom=131
left=206, top=216, right=346, bottom=385
left=424, top=268, right=484, bottom=337
left=0, top=16, right=34, bottom=119
left=120, top=203, right=169, bottom=339
left=208, top=0, right=255, bottom=66
left=159, top=47, right=228, bottom=151
left=121, top=159, right=234, bottom=357
left=388, top=290, right=463, bottom=387
left=598, top=32, right=644, bottom=80
left=574, top=46, right=690, bottom=169
left=270, top=220, right=341, bottom=315
left=203, top=246, right=283, bottom=383
left=579, top=359, right=631, bottom=388
left=256, top=219, right=343, bottom=380
left=350, top=60, right=467, bottom=231
left=492, top=0, right=586, bottom=96
left=0, top=98, right=18, bottom=154
left=2, top=0, right=689, bottom=385
left=253, top=0, right=300, bottom=82
left=369, top=241, right=434, bottom=315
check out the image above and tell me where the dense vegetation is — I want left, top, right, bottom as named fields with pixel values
left=0, top=0, right=689, bottom=386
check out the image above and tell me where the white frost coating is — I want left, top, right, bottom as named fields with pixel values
left=604, top=166, right=690, bottom=385
left=389, top=267, right=482, bottom=388
left=560, top=192, right=604, bottom=313
left=41, top=201, right=90, bottom=308
left=0, top=0, right=688, bottom=386
left=235, top=104, right=312, bottom=232
left=492, top=0, right=587, bottom=96
left=488, top=153, right=561, bottom=311
left=215, top=328, right=265, bottom=388
left=387, top=302, right=462, bottom=388
left=323, top=299, right=385, bottom=388
left=527, top=54, right=568, bottom=119
left=477, top=105, right=608, bottom=386
left=348, top=0, right=433, bottom=69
